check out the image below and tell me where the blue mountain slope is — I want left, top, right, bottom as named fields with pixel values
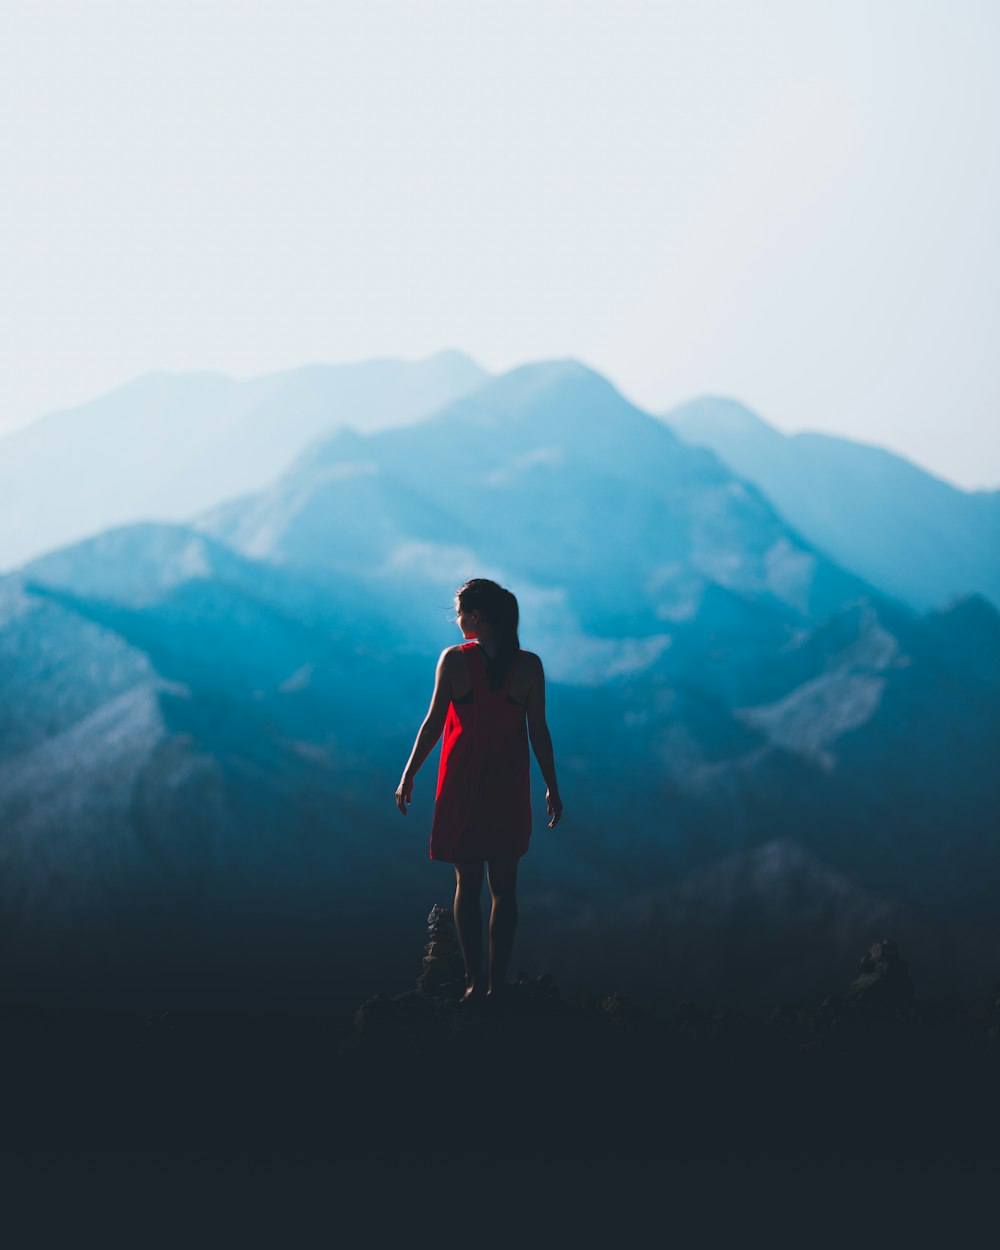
left=3, top=362, right=998, bottom=1009
left=0, top=525, right=433, bottom=1007
left=664, top=396, right=1000, bottom=611
left=7, top=510, right=996, bottom=1008
left=0, top=350, right=490, bottom=572
left=204, top=360, right=879, bottom=642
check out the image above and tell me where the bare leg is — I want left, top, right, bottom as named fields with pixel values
left=487, top=857, right=519, bottom=998
left=453, top=860, right=484, bottom=1000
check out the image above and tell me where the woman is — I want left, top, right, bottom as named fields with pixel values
left=395, top=578, right=563, bottom=1004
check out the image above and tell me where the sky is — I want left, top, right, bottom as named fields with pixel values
left=1, top=0, right=998, bottom=489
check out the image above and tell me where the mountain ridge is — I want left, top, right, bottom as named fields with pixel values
left=664, top=396, right=1000, bottom=610
left=0, top=350, right=491, bottom=572
left=2, top=358, right=997, bottom=1012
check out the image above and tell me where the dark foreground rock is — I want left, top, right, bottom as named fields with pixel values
left=2, top=910, right=999, bottom=1162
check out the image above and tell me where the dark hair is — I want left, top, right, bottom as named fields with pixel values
left=456, top=578, right=520, bottom=691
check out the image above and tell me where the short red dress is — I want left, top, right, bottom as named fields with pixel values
left=429, top=642, right=532, bottom=863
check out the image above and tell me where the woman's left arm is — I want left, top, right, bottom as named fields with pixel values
left=395, top=650, right=452, bottom=815
left=526, top=655, right=563, bottom=828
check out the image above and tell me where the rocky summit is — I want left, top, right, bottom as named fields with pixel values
left=4, top=907, right=999, bottom=1164
left=330, top=907, right=999, bottom=1160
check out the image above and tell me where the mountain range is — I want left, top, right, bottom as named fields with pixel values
left=664, top=396, right=1000, bottom=611
left=0, top=349, right=488, bottom=572
left=1, top=357, right=998, bottom=1010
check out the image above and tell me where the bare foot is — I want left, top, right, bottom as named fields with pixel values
left=460, top=978, right=483, bottom=1004
left=485, top=983, right=510, bottom=1009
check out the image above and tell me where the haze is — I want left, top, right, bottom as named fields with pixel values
left=1, top=0, right=997, bottom=489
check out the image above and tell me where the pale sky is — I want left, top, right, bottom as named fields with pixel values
left=1, top=0, right=998, bottom=489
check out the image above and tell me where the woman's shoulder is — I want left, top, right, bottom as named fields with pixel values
left=439, top=643, right=479, bottom=670
left=516, top=649, right=544, bottom=675
left=439, top=644, right=469, bottom=663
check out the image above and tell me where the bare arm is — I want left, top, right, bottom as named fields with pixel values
left=525, top=656, right=563, bottom=828
left=396, top=650, right=452, bottom=815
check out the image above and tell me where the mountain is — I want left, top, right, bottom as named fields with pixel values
left=0, top=349, right=489, bottom=573
left=186, top=360, right=1000, bottom=929
left=197, top=360, right=876, bottom=657
left=663, top=397, right=1000, bottom=612
left=3, top=360, right=998, bottom=1010
left=0, top=522, right=437, bottom=1009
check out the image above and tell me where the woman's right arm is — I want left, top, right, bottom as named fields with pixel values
left=396, top=650, right=452, bottom=815
left=526, top=656, right=563, bottom=828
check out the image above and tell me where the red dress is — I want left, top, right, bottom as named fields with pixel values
left=429, top=642, right=532, bottom=862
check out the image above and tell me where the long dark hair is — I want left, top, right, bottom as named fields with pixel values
left=457, top=578, right=520, bottom=691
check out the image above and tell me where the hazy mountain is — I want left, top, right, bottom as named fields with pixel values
left=663, top=396, right=1000, bottom=611
left=197, top=360, right=876, bottom=668
left=4, top=360, right=998, bottom=1010
left=170, top=360, right=1000, bottom=915
left=0, top=523, right=436, bottom=1008
left=0, top=349, right=489, bottom=572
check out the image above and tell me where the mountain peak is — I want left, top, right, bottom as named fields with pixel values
left=929, top=591, right=1000, bottom=636
left=665, top=396, right=777, bottom=439
left=420, top=347, right=487, bottom=372
left=463, top=358, right=635, bottom=418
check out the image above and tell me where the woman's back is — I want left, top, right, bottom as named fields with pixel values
left=429, top=642, right=532, bottom=863
left=395, top=577, right=562, bottom=1003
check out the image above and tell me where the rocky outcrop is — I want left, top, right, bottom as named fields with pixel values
left=4, top=914, right=998, bottom=1163
left=346, top=909, right=1000, bottom=1066
left=416, top=903, right=464, bottom=995
left=326, top=912, right=1000, bottom=1159
left=846, top=939, right=914, bottom=1010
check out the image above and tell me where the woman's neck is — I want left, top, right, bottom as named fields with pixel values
left=475, top=627, right=496, bottom=658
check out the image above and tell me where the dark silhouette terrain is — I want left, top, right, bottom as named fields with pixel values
left=4, top=907, right=998, bottom=1165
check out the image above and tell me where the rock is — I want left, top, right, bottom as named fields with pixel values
left=507, top=972, right=567, bottom=1014
left=416, top=903, right=465, bottom=994
left=426, top=904, right=453, bottom=931
left=353, top=994, right=399, bottom=1036
left=600, top=992, right=649, bottom=1029
left=846, top=939, right=914, bottom=1009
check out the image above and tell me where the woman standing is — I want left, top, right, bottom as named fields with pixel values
left=396, top=578, right=563, bottom=1004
